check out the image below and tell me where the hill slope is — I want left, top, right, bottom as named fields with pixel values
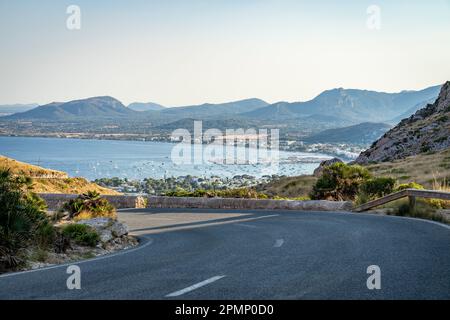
left=355, top=81, right=450, bottom=164
left=0, top=156, right=119, bottom=195
left=5, top=96, right=136, bottom=121
left=304, top=122, right=392, bottom=144
left=243, top=85, right=441, bottom=124
left=152, top=98, right=269, bottom=120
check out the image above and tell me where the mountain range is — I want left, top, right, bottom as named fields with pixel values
left=2, top=85, right=440, bottom=124
left=241, top=85, right=441, bottom=124
left=0, top=84, right=443, bottom=145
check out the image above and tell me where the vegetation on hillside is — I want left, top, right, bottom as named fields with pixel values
left=164, top=188, right=269, bottom=199
left=61, top=191, right=117, bottom=221
left=366, top=148, right=450, bottom=188
left=0, top=169, right=55, bottom=271
left=0, top=156, right=120, bottom=195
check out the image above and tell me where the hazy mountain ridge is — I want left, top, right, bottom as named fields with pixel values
left=242, top=85, right=441, bottom=123
left=5, top=96, right=136, bottom=121
left=304, top=122, right=392, bottom=144
left=355, top=81, right=450, bottom=164
left=1, top=86, right=440, bottom=124
left=0, top=85, right=443, bottom=147
left=127, top=102, right=166, bottom=112
left=149, top=98, right=269, bottom=120
left=0, top=103, right=39, bottom=116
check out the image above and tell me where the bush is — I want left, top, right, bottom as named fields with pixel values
left=0, top=169, right=54, bottom=270
left=358, top=177, right=396, bottom=202
left=428, top=178, right=450, bottom=209
left=61, top=224, right=100, bottom=247
left=387, top=199, right=448, bottom=224
left=310, top=163, right=372, bottom=201
left=216, top=188, right=268, bottom=199
left=164, top=187, right=268, bottom=199
left=62, top=191, right=116, bottom=221
left=395, top=182, right=424, bottom=191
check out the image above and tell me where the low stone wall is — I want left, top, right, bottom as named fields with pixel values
left=38, top=194, right=146, bottom=211
left=146, top=196, right=352, bottom=211
left=39, top=193, right=353, bottom=212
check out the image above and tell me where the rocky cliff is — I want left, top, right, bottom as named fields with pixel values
left=355, top=81, right=450, bottom=164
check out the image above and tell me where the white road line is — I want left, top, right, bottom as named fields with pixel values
left=274, top=239, right=284, bottom=248
left=165, top=275, right=226, bottom=297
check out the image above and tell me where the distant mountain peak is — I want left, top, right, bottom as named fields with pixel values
left=127, top=102, right=165, bottom=112
left=4, top=96, right=134, bottom=121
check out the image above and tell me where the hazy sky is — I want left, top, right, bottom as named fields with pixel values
left=0, top=0, right=449, bottom=106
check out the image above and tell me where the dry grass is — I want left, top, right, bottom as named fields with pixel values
left=0, top=156, right=67, bottom=178
left=258, top=149, right=450, bottom=199
left=366, top=148, right=450, bottom=188
left=32, top=177, right=120, bottom=195
left=257, top=175, right=317, bottom=198
left=73, top=209, right=117, bottom=222
left=0, top=155, right=120, bottom=195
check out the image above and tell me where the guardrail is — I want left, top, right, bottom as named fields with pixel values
left=353, top=189, right=450, bottom=212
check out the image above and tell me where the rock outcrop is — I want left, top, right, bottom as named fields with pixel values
left=355, top=81, right=450, bottom=164
left=313, top=158, right=344, bottom=177
left=76, top=218, right=128, bottom=243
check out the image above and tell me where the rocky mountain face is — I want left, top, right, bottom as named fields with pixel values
left=355, top=81, right=450, bottom=164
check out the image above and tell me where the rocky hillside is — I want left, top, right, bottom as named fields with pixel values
left=356, top=81, right=450, bottom=164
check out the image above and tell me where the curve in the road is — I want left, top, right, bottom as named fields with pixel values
left=0, top=210, right=449, bottom=300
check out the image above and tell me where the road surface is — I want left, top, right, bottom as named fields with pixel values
left=0, top=209, right=449, bottom=299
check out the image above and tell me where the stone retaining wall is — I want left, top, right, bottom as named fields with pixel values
left=38, top=193, right=353, bottom=212
left=38, top=194, right=146, bottom=211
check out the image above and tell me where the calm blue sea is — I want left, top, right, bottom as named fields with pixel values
left=0, top=137, right=331, bottom=180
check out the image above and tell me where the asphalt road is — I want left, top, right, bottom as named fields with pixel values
left=0, top=209, right=449, bottom=299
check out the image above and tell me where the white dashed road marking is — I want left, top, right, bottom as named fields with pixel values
left=165, top=275, right=226, bottom=297
left=274, top=239, right=284, bottom=247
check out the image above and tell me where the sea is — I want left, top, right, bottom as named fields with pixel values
left=0, top=136, right=332, bottom=181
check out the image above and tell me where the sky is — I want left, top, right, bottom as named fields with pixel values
left=0, top=0, right=449, bottom=107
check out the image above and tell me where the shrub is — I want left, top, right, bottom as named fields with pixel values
left=387, top=199, right=448, bottom=224
left=310, top=163, right=372, bottom=201
left=62, top=191, right=116, bottom=220
left=359, top=177, right=396, bottom=200
left=272, top=196, right=310, bottom=201
left=0, top=169, right=54, bottom=270
left=164, top=187, right=268, bottom=199
left=395, top=182, right=424, bottom=191
left=216, top=188, right=268, bottom=199
left=428, top=178, right=450, bottom=209
left=61, top=224, right=100, bottom=247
